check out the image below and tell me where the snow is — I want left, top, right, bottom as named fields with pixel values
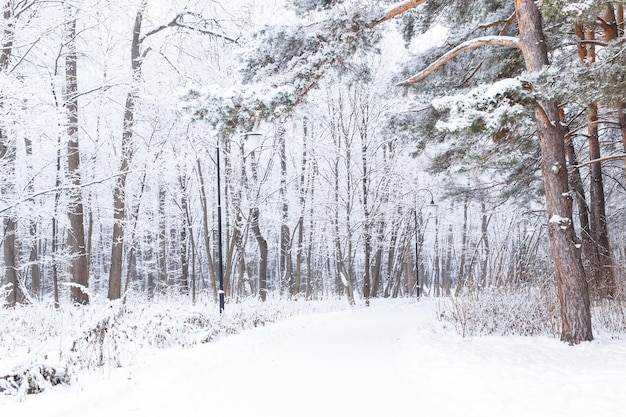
left=550, top=214, right=571, bottom=229
left=2, top=299, right=626, bottom=416
left=431, top=77, right=525, bottom=133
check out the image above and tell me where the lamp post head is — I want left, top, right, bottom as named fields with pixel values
left=243, top=131, right=263, bottom=149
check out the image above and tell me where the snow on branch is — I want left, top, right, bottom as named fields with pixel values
left=368, top=0, right=428, bottom=28
left=141, top=12, right=236, bottom=43
left=397, top=36, right=521, bottom=86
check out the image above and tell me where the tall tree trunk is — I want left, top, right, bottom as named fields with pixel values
left=294, top=118, right=308, bottom=297
left=65, top=8, right=89, bottom=305
left=479, top=202, right=490, bottom=288
left=196, top=160, right=217, bottom=300
left=249, top=148, right=268, bottom=301
left=180, top=175, right=190, bottom=295
left=586, top=101, right=616, bottom=298
left=0, top=3, right=21, bottom=307
left=24, top=137, right=41, bottom=300
left=157, top=184, right=168, bottom=293
left=575, top=22, right=616, bottom=299
left=277, top=124, right=292, bottom=295
left=443, top=223, right=453, bottom=296
left=455, top=192, right=469, bottom=296
left=109, top=3, right=145, bottom=300
left=562, top=104, right=596, bottom=289
left=360, top=125, right=371, bottom=306
left=432, top=214, right=440, bottom=297
left=515, top=0, right=592, bottom=343
left=305, top=161, right=317, bottom=300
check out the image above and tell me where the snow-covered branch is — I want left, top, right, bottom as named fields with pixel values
left=0, top=171, right=140, bottom=215
left=368, top=0, right=428, bottom=28
left=141, top=12, right=236, bottom=43
left=397, top=36, right=521, bottom=86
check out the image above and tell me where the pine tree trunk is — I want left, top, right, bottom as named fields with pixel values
left=563, top=111, right=597, bottom=288
left=515, top=0, right=592, bottom=343
left=586, top=102, right=616, bottom=298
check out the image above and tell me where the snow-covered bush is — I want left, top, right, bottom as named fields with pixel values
left=592, top=298, right=626, bottom=338
left=438, top=282, right=626, bottom=339
left=0, top=296, right=352, bottom=396
left=437, top=284, right=561, bottom=338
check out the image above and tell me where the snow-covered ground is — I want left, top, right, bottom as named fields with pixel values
left=2, top=299, right=626, bottom=416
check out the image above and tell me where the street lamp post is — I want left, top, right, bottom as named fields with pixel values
left=414, top=189, right=437, bottom=298
left=216, top=139, right=225, bottom=314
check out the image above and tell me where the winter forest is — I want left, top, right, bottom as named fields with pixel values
left=3, top=0, right=626, bottom=400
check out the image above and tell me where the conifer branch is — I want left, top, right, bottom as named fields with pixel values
left=397, top=36, right=520, bottom=86
left=368, top=0, right=428, bottom=28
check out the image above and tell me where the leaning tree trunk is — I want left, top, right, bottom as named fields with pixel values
left=515, top=0, right=592, bottom=343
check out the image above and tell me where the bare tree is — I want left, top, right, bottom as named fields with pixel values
left=65, top=3, right=89, bottom=304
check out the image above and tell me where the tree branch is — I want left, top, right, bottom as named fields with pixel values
left=368, top=0, right=428, bottom=29
left=569, top=153, right=626, bottom=170
left=397, top=36, right=520, bottom=86
left=141, top=12, right=236, bottom=44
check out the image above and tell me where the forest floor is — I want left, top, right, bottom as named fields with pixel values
left=1, top=298, right=626, bottom=416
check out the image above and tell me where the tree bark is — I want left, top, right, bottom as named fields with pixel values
left=196, top=160, right=217, bottom=300
left=278, top=124, right=293, bottom=296
left=1, top=3, right=22, bottom=307
left=248, top=143, right=269, bottom=301
left=65, top=8, right=89, bottom=305
left=575, top=20, right=617, bottom=299
left=109, top=3, right=145, bottom=300
left=515, top=0, right=592, bottom=343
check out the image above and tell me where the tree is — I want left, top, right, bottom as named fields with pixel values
left=1, top=0, right=36, bottom=306
left=65, top=3, right=90, bottom=304
left=241, top=0, right=593, bottom=343
left=108, top=3, right=236, bottom=300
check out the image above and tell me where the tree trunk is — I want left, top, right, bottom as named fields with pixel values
left=574, top=22, right=616, bottom=299
left=196, top=160, right=217, bottom=300
left=562, top=109, right=596, bottom=288
left=109, top=4, right=145, bottom=300
left=0, top=2, right=22, bottom=307
left=157, top=184, right=168, bottom=293
left=249, top=148, right=268, bottom=301
left=360, top=126, right=371, bottom=306
left=65, top=8, right=89, bottom=305
left=479, top=202, right=490, bottom=288
left=278, top=124, right=293, bottom=295
left=515, top=0, right=592, bottom=343
left=180, top=175, right=190, bottom=295
left=294, top=118, right=308, bottom=297
left=443, top=223, right=453, bottom=296
left=586, top=101, right=616, bottom=298
left=455, top=193, right=469, bottom=296
left=24, top=136, right=41, bottom=300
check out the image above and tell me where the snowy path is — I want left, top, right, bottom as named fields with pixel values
left=3, top=300, right=626, bottom=416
